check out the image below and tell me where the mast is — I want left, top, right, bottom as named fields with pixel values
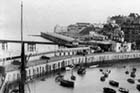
left=20, top=1, right=26, bottom=93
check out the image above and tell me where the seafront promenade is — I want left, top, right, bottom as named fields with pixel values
left=4, top=50, right=140, bottom=73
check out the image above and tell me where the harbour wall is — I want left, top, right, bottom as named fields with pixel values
left=2, top=51, right=140, bottom=93
left=5, top=51, right=140, bottom=83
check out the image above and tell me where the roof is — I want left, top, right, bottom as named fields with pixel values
left=87, top=40, right=112, bottom=45
left=42, top=32, right=75, bottom=42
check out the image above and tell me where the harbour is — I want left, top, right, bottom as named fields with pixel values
left=1, top=0, right=140, bottom=93
left=27, top=60, right=140, bottom=93
left=1, top=49, right=140, bottom=93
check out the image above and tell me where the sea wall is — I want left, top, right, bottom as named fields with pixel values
left=3, top=51, right=140, bottom=89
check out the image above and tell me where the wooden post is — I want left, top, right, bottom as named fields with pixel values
left=19, top=42, right=26, bottom=93
left=19, top=1, right=26, bottom=93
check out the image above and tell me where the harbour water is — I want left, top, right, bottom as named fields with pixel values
left=26, top=61, right=140, bottom=93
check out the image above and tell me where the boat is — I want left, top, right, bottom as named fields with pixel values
left=100, top=76, right=106, bottom=82
left=89, top=65, right=99, bottom=68
left=55, top=75, right=64, bottom=82
left=136, top=84, right=140, bottom=91
left=125, top=71, right=129, bottom=74
left=77, top=67, right=86, bottom=75
left=130, top=72, right=136, bottom=78
left=71, top=75, right=76, bottom=80
left=103, top=73, right=108, bottom=78
left=71, top=69, right=76, bottom=80
left=132, top=67, right=137, bottom=72
left=65, top=65, right=73, bottom=71
left=65, top=67, right=72, bottom=71
left=99, top=69, right=103, bottom=72
left=119, top=87, right=129, bottom=93
left=40, top=55, right=50, bottom=60
left=60, top=78, right=74, bottom=88
left=109, top=80, right=119, bottom=87
left=103, top=87, right=116, bottom=93
left=127, top=78, right=135, bottom=84
left=137, top=79, right=140, bottom=82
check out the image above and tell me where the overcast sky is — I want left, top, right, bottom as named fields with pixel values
left=0, top=0, right=140, bottom=39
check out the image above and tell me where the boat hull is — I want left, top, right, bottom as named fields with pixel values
left=60, top=79, right=74, bottom=88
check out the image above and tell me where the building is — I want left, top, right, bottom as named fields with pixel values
left=109, top=13, right=140, bottom=49
left=67, top=22, right=92, bottom=32
left=121, top=23, right=140, bottom=49
left=102, top=22, right=124, bottom=42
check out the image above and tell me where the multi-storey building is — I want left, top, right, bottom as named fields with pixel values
left=109, top=13, right=140, bottom=49
left=121, top=23, right=140, bottom=49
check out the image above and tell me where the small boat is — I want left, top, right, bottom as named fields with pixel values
left=55, top=75, right=64, bottom=82
left=103, top=87, right=116, bottom=93
left=109, top=80, right=119, bottom=87
left=104, top=73, right=108, bottom=78
left=65, top=65, right=73, bottom=71
left=137, top=79, right=140, bottom=83
left=125, top=71, right=129, bottom=74
left=123, top=66, right=126, bottom=68
left=130, top=72, right=136, bottom=78
left=67, top=65, right=74, bottom=68
left=40, top=55, right=50, bottom=60
left=89, top=65, right=99, bottom=68
left=60, top=79, right=74, bottom=88
left=132, top=67, right=136, bottom=72
left=119, top=87, right=129, bottom=93
left=77, top=67, right=86, bottom=75
left=108, top=70, right=111, bottom=74
left=99, top=69, right=103, bottom=72
left=100, top=76, right=106, bottom=82
left=65, top=66, right=72, bottom=71
left=136, top=84, right=140, bottom=91
left=70, top=67, right=76, bottom=80
left=71, top=75, right=76, bottom=80
left=127, top=78, right=135, bottom=84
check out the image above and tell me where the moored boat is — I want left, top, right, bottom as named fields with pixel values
left=65, top=67, right=72, bottom=71
left=130, top=72, right=136, bottom=78
left=60, top=79, right=74, bottom=88
left=137, top=79, right=140, bottom=83
left=100, top=76, right=106, bottom=82
left=109, top=80, right=119, bottom=87
left=125, top=71, right=129, bottom=74
left=103, top=87, right=116, bottom=93
left=103, top=73, right=108, bottom=78
left=55, top=75, right=64, bottom=82
left=89, top=65, right=99, bottom=68
left=71, top=75, right=76, bottom=80
left=132, top=67, right=137, bottom=72
left=119, top=87, right=129, bottom=93
left=136, top=84, right=140, bottom=91
left=77, top=67, right=86, bottom=75
left=127, top=78, right=135, bottom=84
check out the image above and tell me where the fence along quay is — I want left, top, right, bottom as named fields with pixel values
left=0, top=46, right=140, bottom=92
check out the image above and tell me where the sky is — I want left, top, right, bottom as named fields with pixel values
left=0, top=0, right=140, bottom=40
